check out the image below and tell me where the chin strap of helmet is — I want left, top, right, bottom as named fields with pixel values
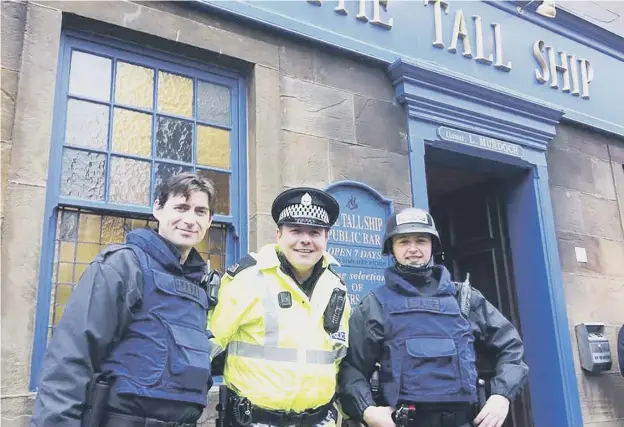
left=394, top=255, right=434, bottom=274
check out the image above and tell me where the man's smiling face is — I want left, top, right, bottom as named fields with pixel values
left=276, top=224, right=329, bottom=273
left=153, top=191, right=213, bottom=252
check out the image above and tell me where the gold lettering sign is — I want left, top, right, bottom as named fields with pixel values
left=424, top=0, right=449, bottom=48
left=448, top=10, right=472, bottom=58
left=371, top=0, right=393, bottom=28
left=309, top=0, right=393, bottom=29
left=305, top=1, right=596, bottom=100
left=492, top=23, right=511, bottom=71
left=424, top=1, right=510, bottom=72
left=533, top=40, right=593, bottom=99
left=473, top=15, right=493, bottom=65
left=334, top=0, right=347, bottom=15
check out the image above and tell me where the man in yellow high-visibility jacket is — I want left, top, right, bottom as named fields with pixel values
left=209, top=187, right=351, bottom=427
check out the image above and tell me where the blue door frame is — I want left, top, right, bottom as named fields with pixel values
left=389, top=59, right=583, bottom=427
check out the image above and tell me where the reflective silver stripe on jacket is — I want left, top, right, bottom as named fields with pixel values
left=228, top=341, right=340, bottom=364
left=306, top=349, right=339, bottom=364
left=229, top=341, right=297, bottom=362
left=261, top=274, right=280, bottom=347
left=210, top=341, right=225, bottom=359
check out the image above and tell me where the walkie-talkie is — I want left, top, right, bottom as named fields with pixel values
left=201, top=269, right=221, bottom=307
left=323, top=288, right=346, bottom=334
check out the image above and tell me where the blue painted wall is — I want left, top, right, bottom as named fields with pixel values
left=197, top=0, right=624, bottom=136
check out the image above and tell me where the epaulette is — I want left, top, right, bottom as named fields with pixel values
left=328, top=265, right=348, bottom=287
left=96, top=244, right=134, bottom=262
left=99, top=243, right=126, bottom=255
left=225, top=254, right=257, bottom=277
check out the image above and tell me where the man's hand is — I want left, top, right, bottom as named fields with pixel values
left=474, top=394, right=510, bottom=427
left=362, top=406, right=396, bottom=427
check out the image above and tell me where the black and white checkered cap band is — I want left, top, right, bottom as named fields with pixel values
left=278, top=203, right=330, bottom=225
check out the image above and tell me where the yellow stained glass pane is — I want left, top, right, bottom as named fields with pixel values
left=76, top=243, right=101, bottom=263
left=74, top=263, right=88, bottom=281
left=210, top=254, right=222, bottom=272
left=197, top=169, right=230, bottom=215
left=196, top=237, right=209, bottom=254
left=78, top=213, right=101, bottom=243
left=197, top=125, right=230, bottom=169
left=56, top=284, right=73, bottom=307
left=101, top=216, right=125, bottom=244
left=112, top=108, right=152, bottom=156
left=115, top=62, right=154, bottom=109
left=58, top=263, right=74, bottom=283
left=129, top=218, right=148, bottom=230
left=59, top=242, right=76, bottom=263
left=54, top=305, right=65, bottom=325
left=158, top=71, right=193, bottom=118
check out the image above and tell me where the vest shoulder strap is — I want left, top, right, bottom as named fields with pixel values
left=225, top=254, right=257, bottom=277
left=125, top=243, right=149, bottom=273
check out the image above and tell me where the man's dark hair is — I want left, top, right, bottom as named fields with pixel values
left=154, top=172, right=216, bottom=216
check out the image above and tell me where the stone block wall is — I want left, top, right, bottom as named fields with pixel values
left=1, top=0, right=27, bottom=240
left=2, top=2, right=61, bottom=425
left=548, top=125, right=624, bottom=427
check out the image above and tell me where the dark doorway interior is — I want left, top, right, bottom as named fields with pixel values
left=426, top=154, right=533, bottom=427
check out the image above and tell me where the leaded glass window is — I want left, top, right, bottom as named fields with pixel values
left=60, top=50, right=234, bottom=214
left=49, top=208, right=227, bottom=333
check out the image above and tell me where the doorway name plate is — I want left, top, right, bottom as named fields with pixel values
left=437, top=127, right=524, bottom=159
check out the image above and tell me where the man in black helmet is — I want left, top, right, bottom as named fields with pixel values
left=338, top=208, right=529, bottom=427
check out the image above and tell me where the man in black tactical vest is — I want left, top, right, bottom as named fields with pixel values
left=31, top=173, right=220, bottom=427
left=338, top=208, right=529, bottom=427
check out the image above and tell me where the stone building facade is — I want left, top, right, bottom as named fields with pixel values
left=1, top=1, right=623, bottom=426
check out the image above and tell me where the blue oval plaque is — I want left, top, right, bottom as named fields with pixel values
left=325, top=181, right=394, bottom=305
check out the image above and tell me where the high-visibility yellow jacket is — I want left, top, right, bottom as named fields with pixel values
left=209, top=244, right=351, bottom=412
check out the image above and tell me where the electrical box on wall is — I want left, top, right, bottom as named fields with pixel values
left=575, top=322, right=612, bottom=373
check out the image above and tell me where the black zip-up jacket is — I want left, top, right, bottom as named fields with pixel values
left=338, top=265, right=529, bottom=422
left=30, top=230, right=207, bottom=427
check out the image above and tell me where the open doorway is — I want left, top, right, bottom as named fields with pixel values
left=425, top=147, right=534, bottom=427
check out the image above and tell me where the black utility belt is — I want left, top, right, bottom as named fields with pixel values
left=228, top=390, right=332, bottom=426
left=251, top=405, right=331, bottom=425
left=392, top=403, right=475, bottom=427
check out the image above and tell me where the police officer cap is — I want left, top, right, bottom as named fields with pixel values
left=382, top=208, right=441, bottom=255
left=271, top=187, right=340, bottom=229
